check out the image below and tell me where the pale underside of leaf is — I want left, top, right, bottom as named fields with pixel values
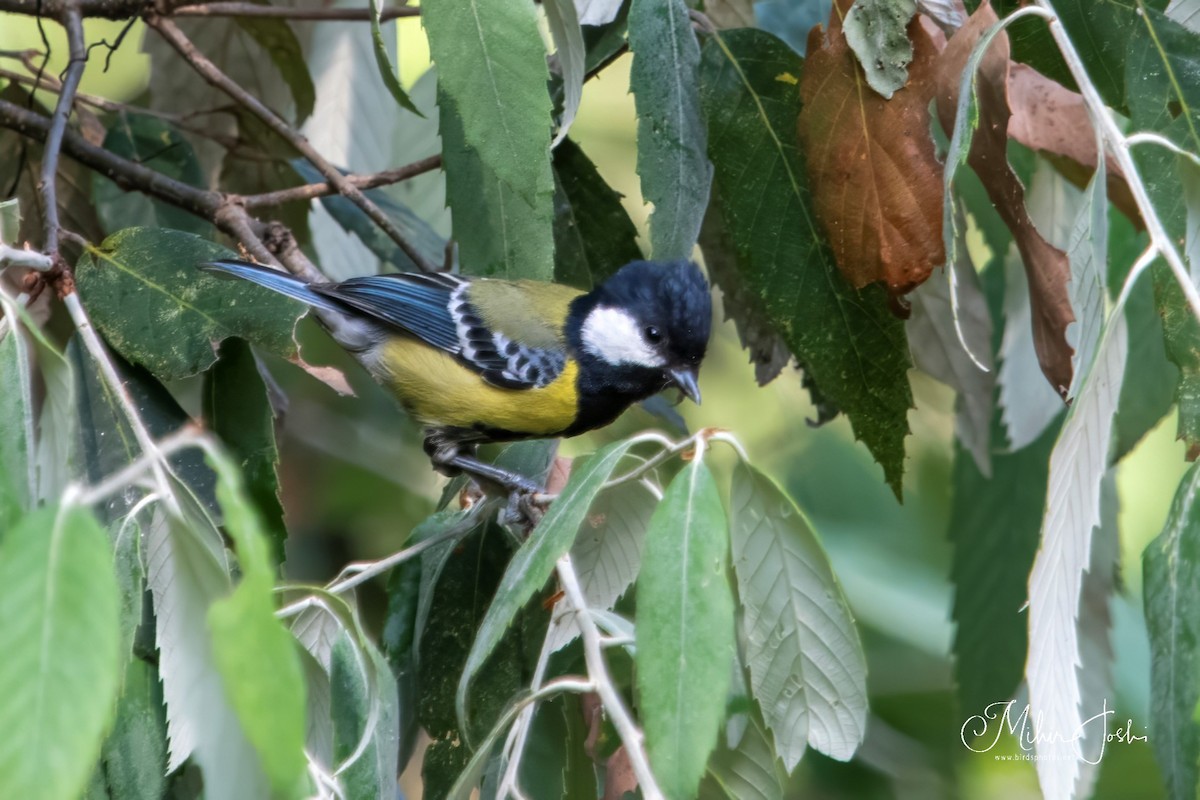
left=1065, top=158, right=1109, bottom=401
left=1026, top=310, right=1127, bottom=800
left=843, top=0, right=918, bottom=99
left=730, top=464, right=868, bottom=768
left=545, top=0, right=586, bottom=148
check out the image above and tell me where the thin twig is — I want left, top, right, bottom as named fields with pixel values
left=237, top=155, right=442, bottom=208
left=147, top=16, right=439, bottom=273
left=556, top=552, right=663, bottom=799
left=37, top=1, right=85, bottom=256
left=174, top=2, right=419, bottom=21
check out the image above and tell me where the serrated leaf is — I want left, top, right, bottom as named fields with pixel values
left=552, top=137, right=643, bottom=290
left=1124, top=6, right=1200, bottom=455
left=456, top=439, right=637, bottom=729
left=997, top=241, right=1066, bottom=451
left=0, top=505, right=121, bottom=800
left=390, top=68, right=451, bottom=239
left=203, top=338, right=286, bottom=560
left=1144, top=461, right=1200, bottom=799
left=440, top=91, right=556, bottom=280
left=74, top=228, right=304, bottom=381
left=1026, top=308, right=1127, bottom=799
left=699, top=27, right=912, bottom=495
left=546, top=0, right=586, bottom=147
left=206, top=446, right=307, bottom=798
left=1065, top=162, right=1109, bottom=401
left=368, top=0, right=421, bottom=116
left=330, top=630, right=401, bottom=799
left=423, top=0, right=554, bottom=207
left=1167, top=0, right=1200, bottom=32
left=548, top=479, right=658, bottom=651
left=637, top=459, right=735, bottom=798
left=291, top=159, right=447, bottom=275
left=702, top=713, right=785, bottom=800
left=949, top=411, right=1060, bottom=718
left=91, top=111, right=212, bottom=237
left=907, top=251, right=994, bottom=476
left=843, top=0, right=917, bottom=98
left=96, top=658, right=168, bottom=800
left=730, top=462, right=867, bottom=767
left=144, top=491, right=271, bottom=797
left=233, top=14, right=314, bottom=125
left=628, top=0, right=713, bottom=260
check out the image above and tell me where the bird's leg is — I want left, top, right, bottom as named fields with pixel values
left=424, top=433, right=542, bottom=496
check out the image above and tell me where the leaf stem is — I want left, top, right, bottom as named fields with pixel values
left=172, top=2, right=419, bottom=21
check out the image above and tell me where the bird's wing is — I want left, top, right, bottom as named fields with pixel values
left=311, top=273, right=581, bottom=390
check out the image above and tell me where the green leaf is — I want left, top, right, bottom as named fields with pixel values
left=1109, top=208, right=1175, bottom=461
left=95, top=658, right=168, bottom=800
left=729, top=462, right=867, bottom=767
left=1126, top=5, right=1200, bottom=455
left=545, top=0, right=586, bottom=146
left=1026, top=310, right=1128, bottom=797
left=637, top=458, right=735, bottom=798
left=629, top=0, right=713, bottom=260
left=949, top=413, right=1061, bottom=718
left=456, top=439, right=637, bottom=731
left=234, top=14, right=315, bottom=125
left=698, top=28, right=912, bottom=496
left=440, top=92, right=556, bottom=280
left=548, top=478, right=658, bottom=651
left=702, top=713, right=785, bottom=800
left=552, top=137, right=643, bottom=290
left=368, top=0, right=422, bottom=116
left=843, top=0, right=917, bottom=98
left=205, top=445, right=307, bottom=796
left=203, top=338, right=286, bottom=560
left=0, top=505, right=121, bottom=800
left=75, top=227, right=304, bottom=382
left=330, top=630, right=401, bottom=799
left=1144, top=462, right=1200, bottom=799
left=0, top=310, right=33, bottom=528
left=0, top=196, right=18, bottom=241
left=423, top=0, right=555, bottom=207
left=91, top=111, right=212, bottom=237
left=291, top=160, right=447, bottom=274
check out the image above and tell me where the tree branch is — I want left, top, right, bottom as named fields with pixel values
left=173, top=2, right=419, bottom=21
left=37, top=1, right=86, bottom=256
left=146, top=15, right=439, bottom=273
left=238, top=154, right=442, bottom=208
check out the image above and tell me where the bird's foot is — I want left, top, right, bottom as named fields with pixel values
left=498, top=487, right=553, bottom=534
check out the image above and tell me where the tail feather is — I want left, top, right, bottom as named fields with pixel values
left=201, top=259, right=346, bottom=314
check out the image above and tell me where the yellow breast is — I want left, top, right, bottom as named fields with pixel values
left=375, top=337, right=579, bottom=435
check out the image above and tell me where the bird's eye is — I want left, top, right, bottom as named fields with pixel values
left=644, top=325, right=662, bottom=344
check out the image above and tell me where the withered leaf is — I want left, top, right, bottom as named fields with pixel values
left=1007, top=63, right=1137, bottom=223
left=798, top=0, right=945, bottom=295
left=935, top=1, right=1074, bottom=398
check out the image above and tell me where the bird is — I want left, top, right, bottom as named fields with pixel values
left=201, top=258, right=712, bottom=496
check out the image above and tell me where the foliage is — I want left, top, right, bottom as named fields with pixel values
left=0, top=0, right=1199, bottom=798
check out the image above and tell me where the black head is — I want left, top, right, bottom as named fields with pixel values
left=567, top=260, right=712, bottom=404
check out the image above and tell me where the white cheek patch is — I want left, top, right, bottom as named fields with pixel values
left=581, top=306, right=666, bottom=368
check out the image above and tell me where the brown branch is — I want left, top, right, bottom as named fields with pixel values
left=0, top=98, right=223, bottom=218
left=173, top=2, right=419, bottom=21
left=146, top=15, right=439, bottom=273
left=38, top=1, right=86, bottom=256
left=238, top=154, right=442, bottom=208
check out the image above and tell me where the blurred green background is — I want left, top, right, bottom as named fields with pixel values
left=0, top=10, right=1183, bottom=797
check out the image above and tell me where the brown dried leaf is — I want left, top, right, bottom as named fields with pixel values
left=798, top=1, right=945, bottom=295
left=934, top=1, right=1074, bottom=398
left=1007, top=63, right=1139, bottom=223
